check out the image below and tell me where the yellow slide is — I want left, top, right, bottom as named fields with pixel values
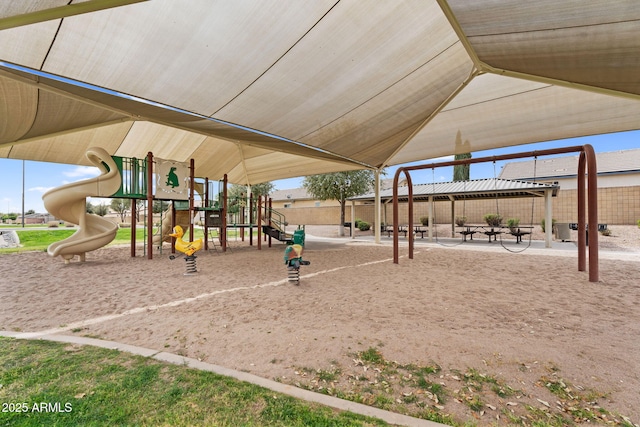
left=42, top=147, right=121, bottom=264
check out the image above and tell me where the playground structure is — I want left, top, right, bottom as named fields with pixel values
left=42, top=148, right=296, bottom=262
left=42, top=147, right=122, bottom=263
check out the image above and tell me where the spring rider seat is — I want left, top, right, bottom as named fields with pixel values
left=283, top=229, right=310, bottom=285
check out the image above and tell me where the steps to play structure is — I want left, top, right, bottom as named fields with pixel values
left=42, top=147, right=122, bottom=263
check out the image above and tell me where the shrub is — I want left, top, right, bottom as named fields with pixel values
left=600, top=228, right=612, bottom=236
left=455, top=216, right=467, bottom=227
left=506, top=218, right=520, bottom=230
left=419, top=216, right=429, bottom=226
left=357, top=221, right=370, bottom=231
left=637, top=219, right=640, bottom=228
left=540, top=218, right=556, bottom=233
left=483, top=213, right=502, bottom=227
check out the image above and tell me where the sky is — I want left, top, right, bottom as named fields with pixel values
left=1, top=129, right=639, bottom=216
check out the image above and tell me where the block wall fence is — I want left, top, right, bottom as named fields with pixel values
left=276, top=186, right=640, bottom=227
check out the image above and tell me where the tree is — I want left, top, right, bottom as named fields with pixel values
left=94, top=203, right=109, bottom=217
left=228, top=182, right=274, bottom=199
left=453, top=152, right=471, bottom=181
left=303, top=170, right=375, bottom=236
left=110, top=198, right=131, bottom=222
left=25, top=209, right=35, bottom=215
left=453, top=130, right=472, bottom=181
left=153, top=200, right=169, bottom=214
left=228, top=182, right=275, bottom=221
left=86, top=201, right=95, bottom=214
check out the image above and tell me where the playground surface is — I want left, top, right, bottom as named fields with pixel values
left=1, top=228, right=639, bottom=424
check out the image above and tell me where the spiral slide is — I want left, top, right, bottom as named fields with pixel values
left=43, top=147, right=122, bottom=263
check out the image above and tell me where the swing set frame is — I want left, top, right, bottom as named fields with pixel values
left=392, top=144, right=599, bottom=282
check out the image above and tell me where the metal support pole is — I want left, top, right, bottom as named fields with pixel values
left=189, top=158, right=195, bottom=243
left=257, top=195, right=262, bottom=250
left=544, top=189, right=552, bottom=248
left=577, top=153, right=586, bottom=271
left=222, top=174, right=227, bottom=252
left=146, top=152, right=153, bottom=260
left=131, top=198, right=136, bottom=257
left=584, top=144, right=599, bottom=282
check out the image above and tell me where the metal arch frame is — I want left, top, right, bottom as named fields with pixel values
left=392, top=144, right=599, bottom=282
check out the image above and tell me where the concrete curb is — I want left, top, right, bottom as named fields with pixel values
left=1, top=331, right=446, bottom=427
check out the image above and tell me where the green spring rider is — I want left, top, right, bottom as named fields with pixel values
left=284, top=229, right=310, bottom=285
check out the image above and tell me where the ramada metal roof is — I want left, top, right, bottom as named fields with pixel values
left=350, top=178, right=559, bottom=203
left=500, top=148, right=640, bottom=180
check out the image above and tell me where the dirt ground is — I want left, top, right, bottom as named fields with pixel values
left=1, top=225, right=639, bottom=425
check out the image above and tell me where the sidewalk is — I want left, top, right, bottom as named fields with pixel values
left=303, top=227, right=639, bottom=262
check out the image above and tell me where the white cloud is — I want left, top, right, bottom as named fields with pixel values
left=63, top=166, right=101, bottom=178
left=28, top=186, right=53, bottom=193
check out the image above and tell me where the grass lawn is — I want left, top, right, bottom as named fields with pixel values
left=0, top=227, right=212, bottom=254
left=0, top=226, right=250, bottom=254
left=0, top=337, right=389, bottom=427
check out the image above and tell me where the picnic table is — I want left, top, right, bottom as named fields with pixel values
left=414, top=226, right=428, bottom=238
left=384, top=225, right=408, bottom=238
left=508, top=226, right=533, bottom=243
left=457, top=226, right=478, bottom=241
left=483, top=227, right=502, bottom=242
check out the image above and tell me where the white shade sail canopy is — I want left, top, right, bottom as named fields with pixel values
left=1, top=0, right=639, bottom=185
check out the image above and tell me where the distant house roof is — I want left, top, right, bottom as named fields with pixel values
left=270, top=187, right=312, bottom=201
left=270, top=177, right=402, bottom=201
left=350, top=178, right=559, bottom=203
left=499, top=148, right=640, bottom=181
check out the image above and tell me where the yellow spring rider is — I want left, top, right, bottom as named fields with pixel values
left=169, top=225, right=203, bottom=274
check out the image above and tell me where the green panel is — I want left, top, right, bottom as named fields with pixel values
left=111, top=156, right=147, bottom=198
left=174, top=200, right=190, bottom=211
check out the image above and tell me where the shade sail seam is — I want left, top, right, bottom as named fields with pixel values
left=381, top=64, right=479, bottom=168
left=466, top=18, right=640, bottom=38
left=441, top=85, right=553, bottom=112
left=209, top=1, right=341, bottom=118
left=39, top=9, right=64, bottom=71
left=481, top=65, right=640, bottom=102
left=297, top=40, right=462, bottom=142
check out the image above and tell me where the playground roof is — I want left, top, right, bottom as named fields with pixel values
left=1, top=1, right=640, bottom=186
left=350, top=178, right=560, bottom=203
